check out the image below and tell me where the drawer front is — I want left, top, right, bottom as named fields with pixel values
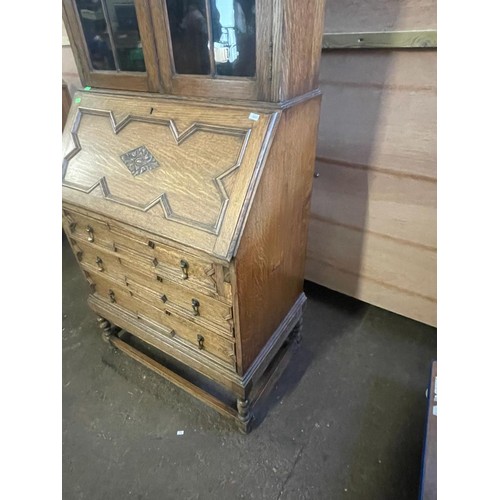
left=70, top=239, right=124, bottom=280
left=62, top=207, right=231, bottom=301
left=86, top=271, right=236, bottom=367
left=68, top=237, right=234, bottom=337
left=63, top=209, right=114, bottom=250
left=123, top=271, right=234, bottom=336
left=109, top=223, right=223, bottom=296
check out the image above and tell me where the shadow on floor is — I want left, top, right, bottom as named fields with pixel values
left=62, top=236, right=436, bottom=500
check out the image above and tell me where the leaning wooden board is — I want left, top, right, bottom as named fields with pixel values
left=306, top=49, right=436, bottom=326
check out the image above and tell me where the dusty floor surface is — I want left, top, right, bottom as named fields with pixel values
left=62, top=236, right=436, bottom=500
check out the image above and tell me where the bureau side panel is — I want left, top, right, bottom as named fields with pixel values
left=233, top=97, right=321, bottom=374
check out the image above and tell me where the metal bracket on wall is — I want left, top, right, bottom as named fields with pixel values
left=322, top=30, right=437, bottom=50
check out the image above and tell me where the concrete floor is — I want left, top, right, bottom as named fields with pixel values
left=62, top=236, right=436, bottom=500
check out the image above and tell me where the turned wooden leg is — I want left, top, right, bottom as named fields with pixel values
left=237, top=398, right=252, bottom=433
left=96, top=315, right=112, bottom=344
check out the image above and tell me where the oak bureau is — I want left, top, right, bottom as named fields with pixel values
left=62, top=0, right=326, bottom=432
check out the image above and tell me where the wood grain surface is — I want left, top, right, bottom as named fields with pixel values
left=89, top=294, right=245, bottom=393
left=62, top=92, right=279, bottom=261
left=272, top=0, right=326, bottom=101
left=86, top=268, right=236, bottom=367
left=63, top=206, right=232, bottom=302
left=324, top=0, right=436, bottom=33
left=234, top=97, right=321, bottom=373
left=323, top=30, right=437, bottom=49
left=307, top=49, right=436, bottom=326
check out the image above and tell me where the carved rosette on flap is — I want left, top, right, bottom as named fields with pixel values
left=120, top=146, right=160, bottom=177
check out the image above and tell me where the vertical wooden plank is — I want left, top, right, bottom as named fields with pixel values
left=273, top=0, right=326, bottom=101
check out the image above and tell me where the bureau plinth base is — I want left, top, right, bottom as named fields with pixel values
left=93, top=295, right=305, bottom=433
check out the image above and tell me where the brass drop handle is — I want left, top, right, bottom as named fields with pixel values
left=86, top=225, right=94, bottom=242
left=96, top=257, right=104, bottom=272
left=108, top=290, right=116, bottom=303
left=180, top=259, right=189, bottom=279
left=191, top=299, right=200, bottom=316
left=197, top=334, right=204, bottom=350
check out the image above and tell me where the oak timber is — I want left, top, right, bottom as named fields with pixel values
left=62, top=0, right=326, bottom=430
left=234, top=98, right=321, bottom=372
left=62, top=92, right=279, bottom=261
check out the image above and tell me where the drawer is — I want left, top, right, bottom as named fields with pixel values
left=63, top=209, right=232, bottom=301
left=84, top=270, right=133, bottom=309
left=70, top=240, right=125, bottom=283
left=63, top=209, right=114, bottom=250
left=108, top=223, right=226, bottom=297
left=123, top=272, right=234, bottom=337
left=69, top=238, right=233, bottom=337
left=86, top=271, right=236, bottom=368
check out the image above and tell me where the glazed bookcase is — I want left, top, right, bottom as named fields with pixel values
left=62, top=0, right=326, bottom=431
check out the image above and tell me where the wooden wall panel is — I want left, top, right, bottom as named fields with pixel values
left=324, top=0, right=437, bottom=33
left=306, top=49, right=437, bottom=326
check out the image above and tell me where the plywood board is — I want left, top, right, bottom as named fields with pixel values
left=308, top=49, right=436, bottom=326
left=317, top=50, right=437, bottom=179
left=311, top=160, right=436, bottom=248
left=324, top=0, right=437, bottom=33
left=306, top=255, right=436, bottom=326
left=306, top=219, right=436, bottom=301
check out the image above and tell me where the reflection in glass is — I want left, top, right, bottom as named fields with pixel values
left=211, top=0, right=255, bottom=77
left=75, top=0, right=145, bottom=72
left=166, top=0, right=211, bottom=75
left=105, top=0, right=145, bottom=72
left=165, top=0, right=256, bottom=77
left=75, top=0, right=115, bottom=70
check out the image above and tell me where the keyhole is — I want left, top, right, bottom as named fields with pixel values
left=150, top=107, right=154, bottom=114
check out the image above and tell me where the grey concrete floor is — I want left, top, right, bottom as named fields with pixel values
left=62, top=236, right=436, bottom=500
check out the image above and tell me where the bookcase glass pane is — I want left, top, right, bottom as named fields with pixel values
left=75, top=0, right=116, bottom=70
left=166, top=0, right=211, bottom=75
left=75, top=0, right=145, bottom=72
left=104, top=0, right=145, bottom=72
left=211, top=0, right=256, bottom=77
